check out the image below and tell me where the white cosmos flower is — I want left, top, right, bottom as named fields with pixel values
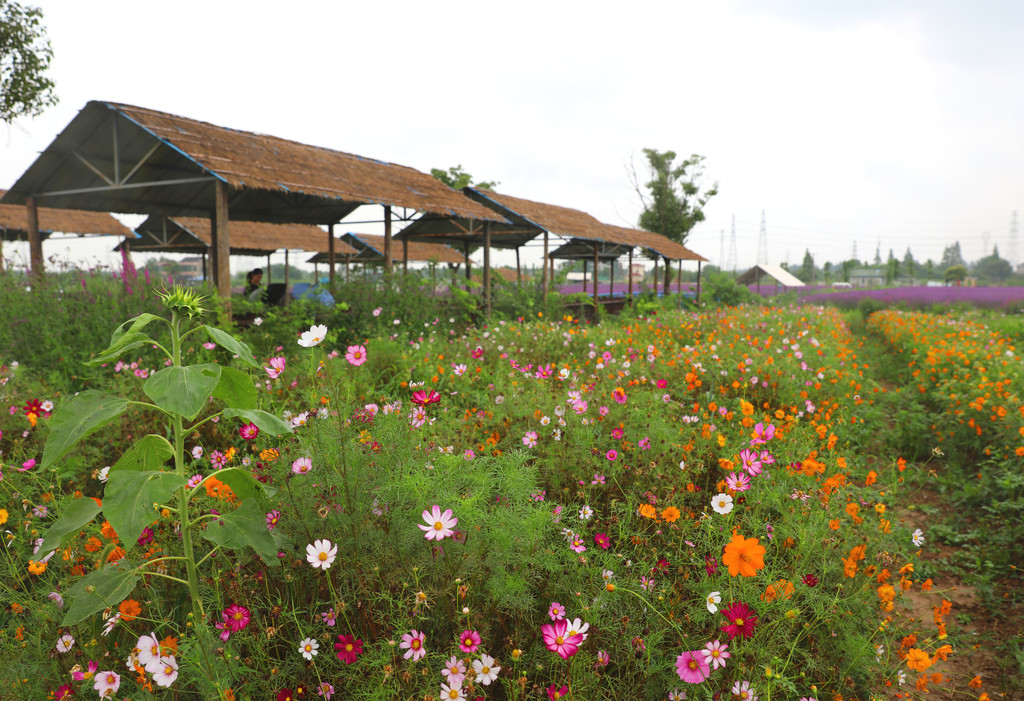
left=55, top=634, right=75, bottom=653
left=578, top=505, right=593, bottom=520
left=152, top=655, right=179, bottom=687
left=298, top=637, right=320, bottom=660
left=565, top=617, right=589, bottom=640
left=706, top=590, right=722, bottom=614
left=136, top=633, right=163, bottom=672
left=297, top=324, right=328, bottom=348
left=472, top=653, right=501, bottom=685
left=305, top=539, right=338, bottom=569
left=711, top=493, right=734, bottom=515
left=912, top=528, right=925, bottom=547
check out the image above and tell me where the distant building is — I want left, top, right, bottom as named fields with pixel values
left=849, top=267, right=885, bottom=287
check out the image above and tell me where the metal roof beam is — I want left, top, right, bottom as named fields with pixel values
left=33, top=176, right=219, bottom=199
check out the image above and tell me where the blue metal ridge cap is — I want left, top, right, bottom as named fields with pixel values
left=101, top=101, right=229, bottom=185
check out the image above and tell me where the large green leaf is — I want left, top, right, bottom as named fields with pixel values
left=62, top=559, right=140, bottom=626
left=222, top=408, right=293, bottom=436
left=111, top=434, right=174, bottom=473
left=202, top=501, right=282, bottom=566
left=41, top=391, right=130, bottom=469
left=86, top=313, right=165, bottom=366
left=203, top=325, right=259, bottom=368
left=104, top=470, right=186, bottom=551
left=212, top=366, right=258, bottom=410
left=38, top=497, right=102, bottom=556
left=143, top=363, right=221, bottom=420
left=212, top=467, right=275, bottom=503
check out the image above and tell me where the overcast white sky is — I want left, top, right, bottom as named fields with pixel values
left=2, top=0, right=1022, bottom=274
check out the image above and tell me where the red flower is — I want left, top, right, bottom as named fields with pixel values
left=239, top=422, right=260, bottom=441
left=275, top=690, right=294, bottom=701
left=803, top=573, right=819, bottom=587
left=720, top=601, right=758, bottom=640
left=334, top=634, right=364, bottom=664
left=594, top=533, right=611, bottom=549
left=411, top=389, right=441, bottom=406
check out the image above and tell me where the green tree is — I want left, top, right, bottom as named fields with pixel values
left=0, top=0, right=57, bottom=123
left=902, top=247, right=917, bottom=279
left=797, top=249, right=815, bottom=283
left=634, top=149, right=718, bottom=245
left=973, top=246, right=1013, bottom=282
left=944, top=264, right=967, bottom=285
left=940, top=242, right=965, bottom=269
left=430, top=165, right=499, bottom=190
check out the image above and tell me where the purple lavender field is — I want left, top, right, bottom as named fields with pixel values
left=797, top=285, right=1024, bottom=310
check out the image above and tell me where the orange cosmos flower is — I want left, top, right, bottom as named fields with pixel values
left=661, top=506, right=681, bottom=523
left=905, top=648, right=932, bottom=672
left=722, top=533, right=766, bottom=577
left=118, top=598, right=142, bottom=622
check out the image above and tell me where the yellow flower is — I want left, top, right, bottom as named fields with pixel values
left=0, top=508, right=8, bottom=526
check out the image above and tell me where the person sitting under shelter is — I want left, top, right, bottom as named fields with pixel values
left=244, top=268, right=264, bottom=301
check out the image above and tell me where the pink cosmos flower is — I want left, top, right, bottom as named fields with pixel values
left=750, top=422, right=775, bottom=445
left=675, top=649, right=711, bottom=683
left=345, top=344, right=367, bottom=366
left=292, top=457, right=313, bottom=475
left=541, top=619, right=584, bottom=659
left=522, top=431, right=538, bottom=448
left=72, top=660, right=98, bottom=681
left=548, top=601, right=566, bottom=620
left=458, top=629, right=481, bottom=653
left=605, top=449, right=617, bottom=461
left=638, top=437, right=651, bottom=450
left=592, top=473, right=606, bottom=484
left=441, top=655, right=467, bottom=685
left=725, top=472, right=752, bottom=492
left=418, top=505, right=457, bottom=540
left=187, top=474, right=203, bottom=489
left=739, top=448, right=762, bottom=477
left=239, top=422, right=259, bottom=441
left=222, top=604, right=251, bottom=632
left=547, top=684, right=569, bottom=700
left=702, top=639, right=730, bottom=670
left=400, top=629, right=427, bottom=661
left=594, top=532, right=611, bottom=549
left=266, top=510, right=281, bottom=530
left=18, top=458, right=36, bottom=472
left=264, top=357, right=286, bottom=379
left=210, top=450, right=227, bottom=469
left=93, top=670, right=121, bottom=697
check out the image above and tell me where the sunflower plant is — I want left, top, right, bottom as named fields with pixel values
left=35, top=285, right=292, bottom=626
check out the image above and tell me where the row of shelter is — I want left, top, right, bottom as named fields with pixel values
left=0, top=101, right=708, bottom=312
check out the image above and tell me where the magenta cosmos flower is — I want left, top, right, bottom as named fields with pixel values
left=594, top=532, right=611, bottom=549
left=675, top=649, right=711, bottom=683
left=264, top=356, right=286, bottom=379
left=541, top=619, right=584, bottom=659
left=239, top=422, right=259, bottom=441
left=419, top=505, right=457, bottom=540
left=411, top=388, right=441, bottom=406
left=345, top=344, right=367, bottom=366
left=400, top=629, right=426, bottom=661
left=334, top=634, right=363, bottom=664
left=458, top=629, right=481, bottom=653
left=720, top=602, right=759, bottom=640
left=605, top=449, right=618, bottom=461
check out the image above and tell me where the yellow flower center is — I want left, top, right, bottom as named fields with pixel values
left=712, top=650, right=720, bottom=658
left=555, top=636, right=564, bottom=645
left=481, top=666, right=489, bottom=674
left=434, top=521, right=444, bottom=530
left=689, top=659, right=699, bottom=670
left=345, top=644, right=353, bottom=652
left=735, top=618, right=744, bottom=626
left=233, top=611, right=244, bottom=620
left=319, top=552, right=328, bottom=561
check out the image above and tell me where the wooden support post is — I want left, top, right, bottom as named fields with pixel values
left=314, top=261, right=319, bottom=281
left=677, top=259, right=683, bottom=309
left=283, top=249, right=290, bottom=306
left=266, top=254, right=271, bottom=285
left=542, top=230, right=549, bottom=298
left=652, top=256, right=658, bottom=294
left=583, top=259, right=588, bottom=292
left=328, top=223, right=335, bottom=282
left=383, top=205, right=392, bottom=276
left=663, top=257, right=670, bottom=297
left=213, top=181, right=230, bottom=303
left=516, top=247, right=521, bottom=286
left=402, top=236, right=408, bottom=275
left=628, top=248, right=634, bottom=306
left=696, top=260, right=702, bottom=306
left=593, top=242, right=599, bottom=308
left=610, top=257, right=615, bottom=297
left=345, top=258, right=350, bottom=283
left=463, top=241, right=471, bottom=285
left=26, top=196, right=43, bottom=277
left=483, top=220, right=492, bottom=316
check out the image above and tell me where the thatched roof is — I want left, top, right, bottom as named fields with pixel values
left=123, top=216, right=359, bottom=257
left=0, top=189, right=132, bottom=241
left=465, top=188, right=610, bottom=240
left=549, top=238, right=634, bottom=261
left=0, top=102, right=508, bottom=226
left=602, top=225, right=709, bottom=262
left=336, top=233, right=463, bottom=265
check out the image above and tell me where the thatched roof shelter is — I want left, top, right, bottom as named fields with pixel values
left=736, top=264, right=805, bottom=294
left=602, top=225, right=708, bottom=262
left=336, top=233, right=463, bottom=265
left=125, top=216, right=358, bottom=257
left=0, top=189, right=131, bottom=242
left=0, top=101, right=505, bottom=294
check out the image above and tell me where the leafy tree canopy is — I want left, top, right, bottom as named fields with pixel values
left=430, top=165, right=499, bottom=191
left=973, top=246, right=1013, bottom=282
left=634, top=149, right=718, bottom=245
left=0, top=0, right=57, bottom=124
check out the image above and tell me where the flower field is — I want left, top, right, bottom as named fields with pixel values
left=1, top=287, right=1017, bottom=700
